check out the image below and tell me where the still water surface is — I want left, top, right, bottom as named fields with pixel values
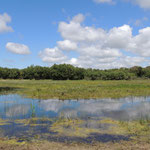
left=0, top=94, right=150, bottom=143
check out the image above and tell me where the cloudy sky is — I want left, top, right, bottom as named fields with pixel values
left=1, top=0, right=150, bottom=69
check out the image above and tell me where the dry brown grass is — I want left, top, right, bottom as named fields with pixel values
left=0, top=140, right=150, bottom=150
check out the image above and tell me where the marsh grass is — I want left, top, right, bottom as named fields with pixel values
left=97, top=118, right=150, bottom=139
left=117, top=119, right=150, bottom=138
left=0, top=87, right=20, bottom=95
left=14, top=118, right=52, bottom=127
left=0, top=117, right=150, bottom=149
left=0, top=80, right=150, bottom=99
left=50, top=118, right=103, bottom=137
left=1, top=80, right=150, bottom=149
left=0, top=119, right=11, bottom=126
left=0, top=119, right=150, bottom=150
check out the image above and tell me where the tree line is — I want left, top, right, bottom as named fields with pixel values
left=0, top=64, right=150, bottom=80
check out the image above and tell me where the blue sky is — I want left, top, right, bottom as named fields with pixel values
left=1, top=0, right=150, bottom=69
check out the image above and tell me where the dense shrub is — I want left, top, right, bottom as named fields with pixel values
left=0, top=64, right=150, bottom=80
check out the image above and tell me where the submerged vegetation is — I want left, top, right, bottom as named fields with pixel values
left=0, top=117, right=150, bottom=149
left=2, top=112, right=149, bottom=141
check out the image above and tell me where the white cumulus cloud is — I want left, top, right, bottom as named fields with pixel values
left=6, top=42, right=30, bottom=55
left=128, top=27, right=150, bottom=57
left=72, top=14, right=85, bottom=23
left=57, top=40, right=77, bottom=51
left=59, top=18, right=106, bottom=42
left=39, top=47, right=67, bottom=63
left=0, top=13, right=13, bottom=33
left=39, top=14, right=150, bottom=69
left=106, top=25, right=132, bottom=49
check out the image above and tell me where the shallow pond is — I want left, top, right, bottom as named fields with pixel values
left=0, top=94, right=150, bottom=143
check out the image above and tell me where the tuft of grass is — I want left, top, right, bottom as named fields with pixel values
left=15, top=117, right=52, bottom=127
left=0, top=119, right=11, bottom=126
left=50, top=119, right=96, bottom=137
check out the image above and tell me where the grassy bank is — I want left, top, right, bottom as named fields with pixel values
left=0, top=79, right=150, bottom=99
